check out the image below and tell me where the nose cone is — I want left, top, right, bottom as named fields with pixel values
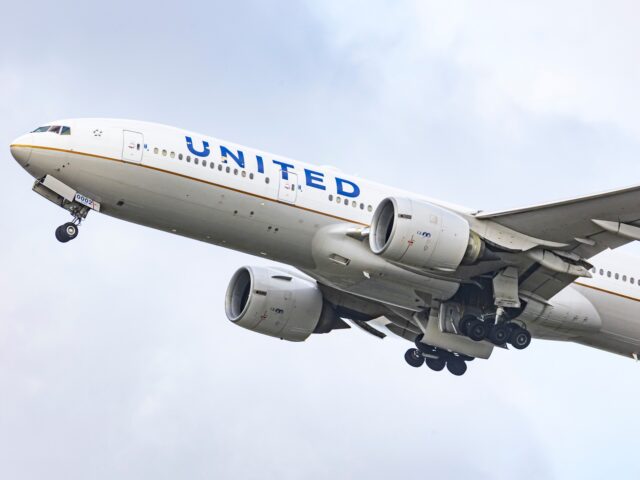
left=10, top=134, right=33, bottom=166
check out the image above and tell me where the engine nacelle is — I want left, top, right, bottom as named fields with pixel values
left=369, top=197, right=481, bottom=272
left=225, top=266, right=340, bottom=342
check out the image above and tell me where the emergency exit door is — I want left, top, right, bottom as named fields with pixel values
left=122, top=130, right=144, bottom=163
left=278, top=171, right=298, bottom=204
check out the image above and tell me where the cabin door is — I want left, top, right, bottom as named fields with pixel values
left=122, top=130, right=144, bottom=163
left=277, top=171, right=298, bottom=204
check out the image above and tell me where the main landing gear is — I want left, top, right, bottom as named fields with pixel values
left=459, top=315, right=532, bottom=349
left=404, top=335, right=474, bottom=376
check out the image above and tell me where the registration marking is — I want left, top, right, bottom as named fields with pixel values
left=74, top=192, right=101, bottom=212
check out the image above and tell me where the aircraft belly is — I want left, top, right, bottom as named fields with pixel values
left=44, top=151, right=326, bottom=268
left=304, top=223, right=461, bottom=310
left=574, top=285, right=640, bottom=356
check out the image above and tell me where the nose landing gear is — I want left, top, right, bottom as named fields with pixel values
left=54, top=204, right=87, bottom=244
left=30, top=175, right=98, bottom=244
left=55, top=221, right=79, bottom=243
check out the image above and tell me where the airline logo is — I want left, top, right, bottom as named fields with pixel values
left=186, top=136, right=360, bottom=198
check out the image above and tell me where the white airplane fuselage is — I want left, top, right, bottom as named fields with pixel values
left=10, top=118, right=640, bottom=361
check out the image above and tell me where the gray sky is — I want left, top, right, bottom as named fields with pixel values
left=1, top=1, right=640, bottom=479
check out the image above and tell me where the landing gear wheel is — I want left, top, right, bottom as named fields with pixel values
left=63, top=222, right=78, bottom=240
left=404, top=348, right=424, bottom=368
left=425, top=357, right=446, bottom=372
left=55, top=226, right=66, bottom=243
left=510, top=328, right=532, bottom=350
left=446, top=357, right=467, bottom=376
left=55, top=222, right=79, bottom=243
left=467, top=320, right=487, bottom=341
left=458, top=316, right=475, bottom=336
left=488, top=323, right=509, bottom=345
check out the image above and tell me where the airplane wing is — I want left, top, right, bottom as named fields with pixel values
left=472, top=184, right=640, bottom=300
left=475, top=184, right=640, bottom=258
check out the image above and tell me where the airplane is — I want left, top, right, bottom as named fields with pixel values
left=9, top=118, right=640, bottom=376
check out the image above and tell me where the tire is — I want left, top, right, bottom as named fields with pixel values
left=459, top=316, right=475, bottom=336
left=446, top=357, right=467, bottom=376
left=467, top=320, right=487, bottom=341
left=488, top=324, right=509, bottom=345
left=63, top=222, right=78, bottom=240
left=404, top=348, right=424, bottom=368
left=425, top=357, right=446, bottom=371
left=509, top=328, right=532, bottom=350
left=55, top=226, right=68, bottom=243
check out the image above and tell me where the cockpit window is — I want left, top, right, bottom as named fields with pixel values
left=31, top=125, right=71, bottom=135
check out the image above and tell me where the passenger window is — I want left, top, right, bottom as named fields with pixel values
left=328, top=195, right=333, bottom=201
left=179, top=153, right=183, bottom=160
left=218, top=164, right=222, bottom=171
left=241, top=171, right=246, bottom=177
left=623, top=275, right=627, bottom=282
left=615, top=273, right=619, bottom=280
left=249, top=173, right=254, bottom=180
left=367, top=205, right=373, bottom=212
left=599, top=269, right=603, bottom=275
left=162, top=150, right=167, bottom=156
left=170, top=152, right=175, bottom=159
left=336, top=196, right=341, bottom=204
left=203, top=160, right=207, bottom=167
left=195, top=158, right=199, bottom=165
left=265, top=177, right=270, bottom=184
left=60, top=126, right=71, bottom=135
left=234, top=169, right=238, bottom=175
left=607, top=271, right=611, bottom=278
left=226, top=166, right=230, bottom=173
left=210, top=162, right=215, bottom=169
left=154, top=147, right=159, bottom=154
left=632, top=278, right=636, bottom=285
left=186, top=156, right=191, bottom=163
left=360, top=203, right=365, bottom=210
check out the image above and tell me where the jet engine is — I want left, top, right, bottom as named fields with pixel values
left=225, top=266, right=344, bottom=341
left=369, top=197, right=483, bottom=272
